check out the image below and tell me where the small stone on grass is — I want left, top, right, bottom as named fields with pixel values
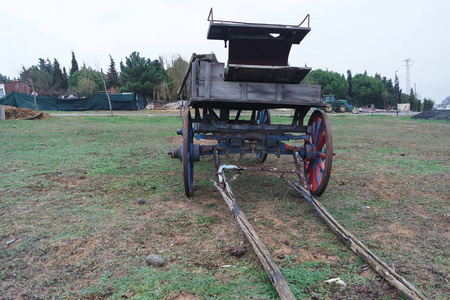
left=146, top=254, right=165, bottom=267
left=227, top=244, right=246, bottom=257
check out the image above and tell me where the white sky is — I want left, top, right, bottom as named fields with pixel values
left=1, top=0, right=449, bottom=104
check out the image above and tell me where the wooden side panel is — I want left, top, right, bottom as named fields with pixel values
left=199, top=61, right=225, bottom=81
left=246, top=83, right=277, bottom=101
left=194, top=62, right=322, bottom=106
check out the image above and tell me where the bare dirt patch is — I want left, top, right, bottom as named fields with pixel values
left=169, top=292, right=198, bottom=300
left=170, top=135, right=183, bottom=145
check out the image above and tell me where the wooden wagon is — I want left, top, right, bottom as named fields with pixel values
left=171, top=10, right=332, bottom=198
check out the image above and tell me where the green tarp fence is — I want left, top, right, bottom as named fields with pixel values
left=0, top=92, right=139, bottom=111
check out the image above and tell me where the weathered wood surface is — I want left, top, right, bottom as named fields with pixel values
left=285, top=179, right=427, bottom=300
left=211, top=174, right=295, bottom=300
left=192, top=61, right=322, bottom=107
left=177, top=53, right=218, bottom=96
left=207, top=20, right=310, bottom=44
left=226, top=64, right=311, bottom=84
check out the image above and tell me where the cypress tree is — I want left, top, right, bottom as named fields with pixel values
left=70, top=51, right=79, bottom=78
left=62, top=67, right=69, bottom=91
left=107, top=54, right=120, bottom=89
left=347, top=69, right=352, bottom=99
left=38, top=58, right=52, bottom=73
left=52, top=59, right=65, bottom=95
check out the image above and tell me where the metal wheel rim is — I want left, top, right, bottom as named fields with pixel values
left=183, top=109, right=194, bottom=197
left=304, top=110, right=333, bottom=196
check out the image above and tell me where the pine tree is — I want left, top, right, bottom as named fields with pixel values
left=70, top=51, right=79, bottom=78
left=120, top=51, right=170, bottom=107
left=106, top=54, right=120, bottom=89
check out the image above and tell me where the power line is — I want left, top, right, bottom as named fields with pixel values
left=397, top=74, right=450, bottom=91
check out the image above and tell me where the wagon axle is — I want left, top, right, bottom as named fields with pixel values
left=171, top=133, right=308, bottom=159
left=170, top=131, right=323, bottom=165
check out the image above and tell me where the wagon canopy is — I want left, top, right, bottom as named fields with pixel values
left=206, top=12, right=312, bottom=84
left=207, top=14, right=310, bottom=67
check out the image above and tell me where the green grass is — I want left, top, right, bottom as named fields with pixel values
left=82, top=264, right=279, bottom=299
left=1, top=112, right=449, bottom=299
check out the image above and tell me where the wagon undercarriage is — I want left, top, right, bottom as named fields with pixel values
left=170, top=106, right=333, bottom=197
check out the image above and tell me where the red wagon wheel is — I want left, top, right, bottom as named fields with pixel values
left=304, top=110, right=333, bottom=196
left=183, top=109, right=194, bottom=197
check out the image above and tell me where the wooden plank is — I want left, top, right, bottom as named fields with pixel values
left=241, top=82, right=247, bottom=100
left=276, top=84, right=283, bottom=101
left=199, top=61, right=225, bottom=81
left=285, top=179, right=427, bottom=300
left=204, top=62, right=211, bottom=98
left=246, top=82, right=277, bottom=101
left=178, top=53, right=218, bottom=96
left=211, top=173, right=295, bottom=300
left=191, top=60, right=197, bottom=99
left=193, top=61, right=322, bottom=107
left=197, top=80, right=322, bottom=105
left=226, top=64, right=311, bottom=84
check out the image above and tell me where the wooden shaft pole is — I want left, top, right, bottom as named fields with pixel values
left=211, top=176, right=295, bottom=300
left=285, top=179, right=427, bottom=300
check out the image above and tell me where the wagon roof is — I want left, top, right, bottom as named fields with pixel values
left=207, top=20, right=310, bottom=44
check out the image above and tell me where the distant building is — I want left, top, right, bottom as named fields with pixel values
left=0, top=81, right=30, bottom=97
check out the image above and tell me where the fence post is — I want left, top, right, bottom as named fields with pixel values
left=0, top=107, right=5, bottom=120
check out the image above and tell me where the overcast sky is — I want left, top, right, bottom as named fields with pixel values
left=2, top=0, right=449, bottom=104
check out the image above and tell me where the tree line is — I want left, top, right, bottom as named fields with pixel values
left=3, top=53, right=434, bottom=111
left=304, top=69, right=434, bottom=111
left=16, top=51, right=188, bottom=103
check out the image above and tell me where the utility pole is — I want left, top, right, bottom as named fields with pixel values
left=404, top=58, right=414, bottom=94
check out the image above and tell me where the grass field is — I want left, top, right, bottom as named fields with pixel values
left=1, top=112, right=449, bottom=299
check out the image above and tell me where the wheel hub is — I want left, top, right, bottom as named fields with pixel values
left=303, top=144, right=317, bottom=162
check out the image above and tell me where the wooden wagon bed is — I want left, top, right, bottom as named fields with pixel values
left=179, top=14, right=323, bottom=110
left=189, top=58, right=322, bottom=110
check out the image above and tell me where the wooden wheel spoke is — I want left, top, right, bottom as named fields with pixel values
left=316, top=121, right=326, bottom=150
left=318, top=160, right=325, bottom=173
left=317, top=152, right=327, bottom=159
